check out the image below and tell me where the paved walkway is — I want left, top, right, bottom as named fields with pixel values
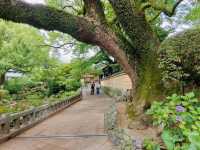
left=0, top=89, right=116, bottom=150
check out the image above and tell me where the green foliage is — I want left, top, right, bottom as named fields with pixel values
left=101, top=0, right=116, bottom=24
left=0, top=90, right=79, bottom=114
left=0, top=90, right=9, bottom=100
left=30, top=63, right=81, bottom=96
left=4, top=78, right=27, bottom=94
left=159, top=26, right=200, bottom=89
left=143, top=138, right=160, bottom=150
left=161, top=129, right=175, bottom=150
left=152, top=25, right=169, bottom=42
left=0, top=19, right=49, bottom=82
left=70, top=58, right=101, bottom=80
left=0, top=20, right=84, bottom=115
left=73, top=42, right=92, bottom=57
left=47, top=0, right=62, bottom=9
left=185, top=4, right=200, bottom=21
left=188, top=132, right=200, bottom=150
left=64, top=78, right=81, bottom=91
left=47, top=0, right=84, bottom=15
left=147, top=92, right=200, bottom=149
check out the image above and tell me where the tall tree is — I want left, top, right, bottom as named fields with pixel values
left=0, top=20, right=50, bottom=85
left=0, top=0, right=186, bottom=115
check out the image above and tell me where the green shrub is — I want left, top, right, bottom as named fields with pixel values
left=147, top=92, right=200, bottom=149
left=28, top=98, right=45, bottom=107
left=4, top=78, right=27, bottom=94
left=143, top=138, right=160, bottom=150
left=64, top=79, right=81, bottom=91
left=0, top=105, right=10, bottom=114
left=159, top=27, right=200, bottom=89
left=0, top=89, right=9, bottom=100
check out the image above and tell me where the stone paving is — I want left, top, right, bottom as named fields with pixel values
left=0, top=88, right=116, bottom=150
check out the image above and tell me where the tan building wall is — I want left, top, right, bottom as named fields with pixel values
left=101, top=73, right=132, bottom=91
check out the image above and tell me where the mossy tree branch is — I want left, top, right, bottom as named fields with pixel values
left=0, top=0, right=98, bottom=44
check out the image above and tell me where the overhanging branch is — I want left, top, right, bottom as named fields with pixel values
left=39, top=42, right=75, bottom=49
left=165, top=0, right=184, bottom=16
left=0, top=0, right=98, bottom=44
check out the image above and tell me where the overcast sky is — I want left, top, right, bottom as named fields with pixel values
left=24, top=0, right=45, bottom=4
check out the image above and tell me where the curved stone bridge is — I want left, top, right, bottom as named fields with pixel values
left=0, top=88, right=116, bottom=150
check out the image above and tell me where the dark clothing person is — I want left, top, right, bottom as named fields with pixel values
left=96, top=87, right=100, bottom=95
left=91, top=82, right=95, bottom=95
left=96, top=82, right=101, bottom=95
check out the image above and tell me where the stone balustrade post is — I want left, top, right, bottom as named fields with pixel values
left=14, top=117, right=20, bottom=129
left=0, top=115, right=10, bottom=134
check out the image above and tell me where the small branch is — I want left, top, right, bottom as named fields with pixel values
left=164, top=0, right=184, bottom=17
left=142, top=0, right=184, bottom=17
left=140, top=2, right=151, bottom=11
left=39, top=42, right=75, bottom=49
left=62, top=5, right=79, bottom=12
left=148, top=11, right=161, bottom=23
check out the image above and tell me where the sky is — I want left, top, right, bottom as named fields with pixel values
left=161, top=0, right=195, bottom=36
left=24, top=0, right=45, bottom=4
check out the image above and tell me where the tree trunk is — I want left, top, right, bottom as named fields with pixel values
left=134, top=49, right=162, bottom=114
left=0, top=73, right=6, bottom=86
left=108, top=0, right=163, bottom=116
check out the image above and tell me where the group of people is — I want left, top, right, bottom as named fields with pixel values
left=90, top=81, right=101, bottom=95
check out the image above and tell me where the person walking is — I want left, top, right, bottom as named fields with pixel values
left=96, top=81, right=101, bottom=95
left=91, top=81, right=95, bottom=95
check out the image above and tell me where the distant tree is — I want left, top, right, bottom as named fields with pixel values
left=0, top=20, right=50, bottom=85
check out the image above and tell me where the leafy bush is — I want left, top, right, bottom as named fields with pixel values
left=0, top=89, right=9, bottom=100
left=28, top=98, right=45, bottom=107
left=4, top=78, right=24, bottom=94
left=143, top=138, right=160, bottom=150
left=0, top=105, right=10, bottom=114
left=147, top=92, right=200, bottom=150
left=64, top=79, right=81, bottom=91
left=159, top=27, right=200, bottom=89
left=47, top=79, right=66, bottom=96
left=4, top=77, right=35, bottom=94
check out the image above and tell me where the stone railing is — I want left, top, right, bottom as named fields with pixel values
left=0, top=93, right=82, bottom=143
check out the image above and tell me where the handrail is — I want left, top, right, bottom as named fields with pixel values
left=0, top=93, right=82, bottom=143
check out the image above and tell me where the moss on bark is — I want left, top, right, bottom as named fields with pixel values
left=127, top=49, right=163, bottom=117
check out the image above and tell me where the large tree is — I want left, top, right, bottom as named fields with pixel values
left=0, top=0, right=186, bottom=115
